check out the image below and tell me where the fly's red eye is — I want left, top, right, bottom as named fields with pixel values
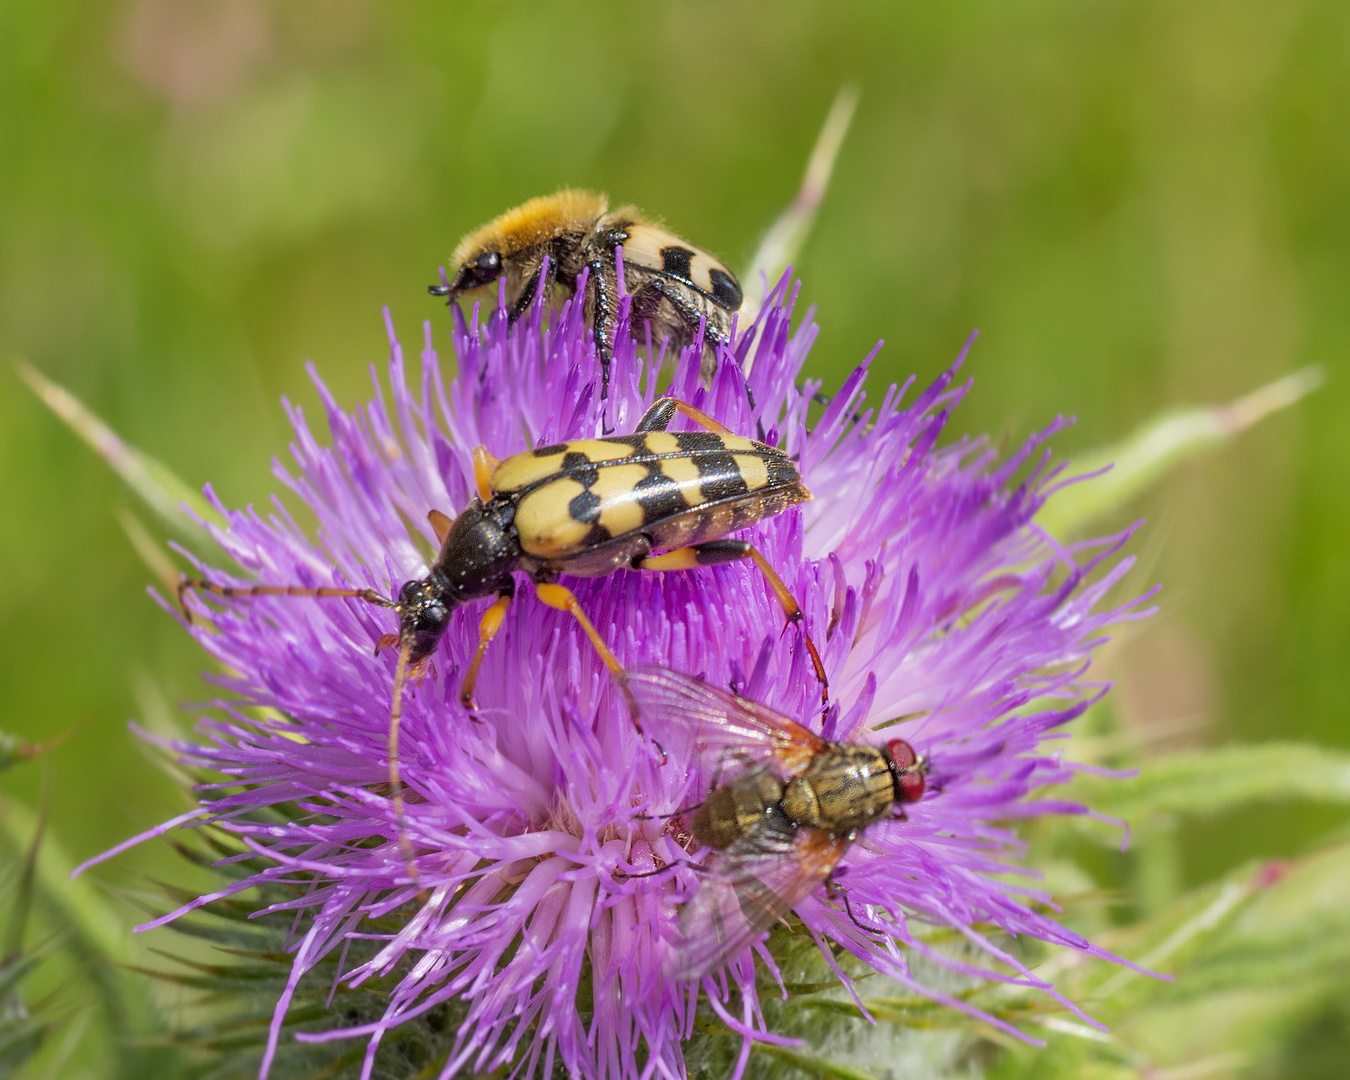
left=886, top=739, right=926, bottom=803
left=886, top=739, right=917, bottom=769
left=898, top=769, right=926, bottom=803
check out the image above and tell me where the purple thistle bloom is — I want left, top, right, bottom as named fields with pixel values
left=79, top=273, right=1153, bottom=1079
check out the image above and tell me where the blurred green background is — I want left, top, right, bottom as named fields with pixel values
left=2, top=1, right=1347, bottom=1077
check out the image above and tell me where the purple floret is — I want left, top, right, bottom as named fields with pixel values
left=81, top=274, right=1153, bottom=1080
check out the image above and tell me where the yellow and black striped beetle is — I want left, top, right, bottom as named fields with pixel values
left=429, top=191, right=743, bottom=403
left=179, top=396, right=826, bottom=879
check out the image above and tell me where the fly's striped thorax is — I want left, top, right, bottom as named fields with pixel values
left=490, top=431, right=809, bottom=562
left=781, top=745, right=896, bottom=835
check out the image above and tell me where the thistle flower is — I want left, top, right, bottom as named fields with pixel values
left=77, top=274, right=1151, bottom=1079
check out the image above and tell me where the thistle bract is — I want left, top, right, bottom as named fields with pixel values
left=86, top=276, right=1151, bottom=1079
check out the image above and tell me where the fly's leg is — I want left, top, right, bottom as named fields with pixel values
left=828, top=880, right=887, bottom=944
left=633, top=539, right=828, bottom=708
left=613, top=856, right=699, bottom=882
left=632, top=799, right=705, bottom=821
left=459, top=583, right=515, bottom=715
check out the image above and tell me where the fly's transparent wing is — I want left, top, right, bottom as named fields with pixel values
left=621, top=665, right=825, bottom=783
left=667, top=809, right=850, bottom=981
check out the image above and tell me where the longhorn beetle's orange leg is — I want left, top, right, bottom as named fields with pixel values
left=534, top=584, right=622, bottom=674
left=633, top=396, right=733, bottom=436
left=472, top=446, right=499, bottom=504
left=427, top=509, right=453, bottom=546
left=459, top=585, right=514, bottom=715
left=634, top=540, right=829, bottom=708
left=533, top=582, right=654, bottom=753
left=176, top=579, right=394, bottom=625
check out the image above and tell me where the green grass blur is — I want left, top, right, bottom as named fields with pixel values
left=1, top=1, right=1347, bottom=1076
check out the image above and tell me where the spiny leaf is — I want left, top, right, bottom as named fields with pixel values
left=992, top=844, right=1350, bottom=1079
left=1066, top=742, right=1350, bottom=838
left=752, top=1041, right=884, bottom=1080
left=0, top=808, right=63, bottom=1075
left=0, top=799, right=167, bottom=1047
left=1039, top=367, right=1322, bottom=538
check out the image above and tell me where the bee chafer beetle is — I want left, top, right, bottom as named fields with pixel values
left=429, top=190, right=744, bottom=402
left=620, top=665, right=928, bottom=980
left=178, top=396, right=827, bottom=879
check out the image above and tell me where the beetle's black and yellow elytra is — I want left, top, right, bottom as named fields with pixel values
left=492, top=429, right=807, bottom=574
left=405, top=396, right=822, bottom=705
left=178, top=396, right=826, bottom=884
left=429, top=191, right=743, bottom=401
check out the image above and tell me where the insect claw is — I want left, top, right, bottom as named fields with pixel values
left=176, top=579, right=195, bottom=624
left=462, top=698, right=486, bottom=725
left=374, top=632, right=399, bottom=656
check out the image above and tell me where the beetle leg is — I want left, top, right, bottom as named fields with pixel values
left=471, top=446, right=499, bottom=504
left=532, top=581, right=652, bottom=748
left=633, top=540, right=829, bottom=708
left=508, top=272, right=538, bottom=324
left=647, top=279, right=730, bottom=379
left=459, top=583, right=515, bottom=715
left=427, top=509, right=453, bottom=546
left=633, top=397, right=677, bottom=432
left=507, top=254, right=553, bottom=325
left=534, top=582, right=621, bottom=674
left=587, top=258, right=617, bottom=407
left=632, top=395, right=733, bottom=436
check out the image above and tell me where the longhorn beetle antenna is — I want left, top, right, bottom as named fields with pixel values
left=387, top=640, right=422, bottom=891
left=178, top=577, right=424, bottom=888
left=177, top=578, right=395, bottom=625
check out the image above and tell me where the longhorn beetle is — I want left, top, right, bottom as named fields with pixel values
left=179, top=396, right=827, bottom=884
